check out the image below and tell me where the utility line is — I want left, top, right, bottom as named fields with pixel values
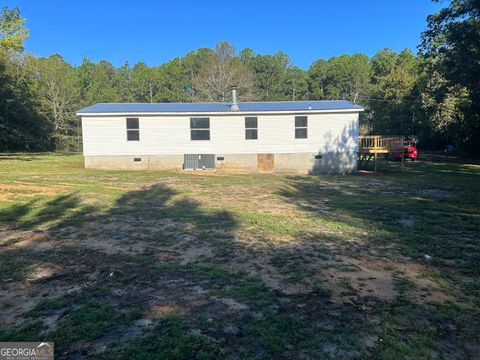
left=356, top=97, right=418, bottom=102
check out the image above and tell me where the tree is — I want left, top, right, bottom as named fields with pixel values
left=0, top=52, right=49, bottom=151
left=241, top=50, right=294, bottom=101
left=421, top=72, right=469, bottom=141
left=371, top=49, right=398, bottom=81
left=307, top=59, right=328, bottom=99
left=130, top=62, right=158, bottom=103
left=0, top=7, right=49, bottom=151
left=156, top=57, right=191, bottom=102
left=76, top=58, right=120, bottom=105
left=179, top=48, right=214, bottom=101
left=368, top=49, right=419, bottom=135
left=308, top=54, right=371, bottom=102
left=285, top=66, right=309, bottom=101
left=30, top=55, right=81, bottom=150
left=420, top=0, right=480, bottom=154
left=192, top=41, right=253, bottom=101
left=0, top=7, right=29, bottom=51
left=346, top=54, right=371, bottom=103
left=115, top=61, right=133, bottom=102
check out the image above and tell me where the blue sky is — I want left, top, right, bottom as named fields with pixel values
left=4, top=0, right=444, bottom=69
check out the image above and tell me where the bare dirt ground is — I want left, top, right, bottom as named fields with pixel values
left=0, top=154, right=479, bottom=359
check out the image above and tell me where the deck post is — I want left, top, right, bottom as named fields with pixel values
left=374, top=152, right=377, bottom=173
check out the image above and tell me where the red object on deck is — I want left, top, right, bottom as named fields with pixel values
left=394, top=142, right=418, bottom=161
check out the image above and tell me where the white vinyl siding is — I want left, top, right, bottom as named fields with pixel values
left=81, top=112, right=359, bottom=156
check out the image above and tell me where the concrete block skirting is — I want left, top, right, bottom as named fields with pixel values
left=84, top=155, right=183, bottom=170
left=84, top=152, right=357, bottom=174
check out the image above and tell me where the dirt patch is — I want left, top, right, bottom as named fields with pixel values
left=3, top=219, right=466, bottom=313
left=27, top=266, right=63, bottom=282
left=236, top=256, right=312, bottom=295
left=323, top=261, right=398, bottom=302
left=180, top=244, right=214, bottom=265
left=69, top=162, right=85, bottom=169
left=212, top=296, right=249, bottom=311
left=0, top=226, right=252, bottom=340
left=0, top=193, right=12, bottom=202
left=52, top=216, right=193, bottom=256
left=398, top=217, right=415, bottom=228
left=421, top=188, right=454, bottom=198
left=148, top=305, right=184, bottom=318
left=211, top=229, right=469, bottom=306
left=292, top=198, right=331, bottom=213
left=0, top=182, right=71, bottom=197
left=0, top=278, right=82, bottom=327
left=319, top=257, right=465, bottom=305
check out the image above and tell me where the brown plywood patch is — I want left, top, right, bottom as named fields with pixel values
left=257, top=154, right=275, bottom=173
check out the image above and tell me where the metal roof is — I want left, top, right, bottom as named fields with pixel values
left=77, top=100, right=363, bottom=114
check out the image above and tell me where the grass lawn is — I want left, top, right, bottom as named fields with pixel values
left=0, top=153, right=479, bottom=359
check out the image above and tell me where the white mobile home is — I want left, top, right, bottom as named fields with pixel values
left=76, top=93, right=363, bottom=174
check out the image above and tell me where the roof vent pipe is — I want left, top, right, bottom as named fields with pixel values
left=230, top=86, right=239, bottom=111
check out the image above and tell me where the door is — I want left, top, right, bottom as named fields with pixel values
left=257, top=153, right=275, bottom=172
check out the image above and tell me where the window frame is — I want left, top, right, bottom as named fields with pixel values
left=126, top=117, right=140, bottom=141
left=294, top=116, right=308, bottom=139
left=245, top=116, right=258, bottom=140
left=190, top=117, right=210, bottom=141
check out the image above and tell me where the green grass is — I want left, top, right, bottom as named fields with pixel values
left=50, top=300, right=143, bottom=352
left=376, top=301, right=477, bottom=360
left=0, top=252, right=35, bottom=281
left=244, top=312, right=369, bottom=358
left=96, top=315, right=222, bottom=360
left=0, top=152, right=479, bottom=359
left=155, top=262, right=271, bottom=303
left=27, top=297, right=71, bottom=318
left=52, top=301, right=123, bottom=351
left=0, top=321, right=45, bottom=342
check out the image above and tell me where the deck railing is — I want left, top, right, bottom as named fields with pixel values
left=359, top=135, right=404, bottom=152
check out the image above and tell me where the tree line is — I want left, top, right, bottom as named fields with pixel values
left=0, top=1, right=478, bottom=154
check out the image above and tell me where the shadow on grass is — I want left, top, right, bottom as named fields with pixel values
left=276, top=164, right=480, bottom=357
left=0, top=183, right=237, bottom=355
left=0, top=183, right=236, bottom=233
left=0, top=181, right=383, bottom=359
left=278, top=168, right=480, bottom=276
left=0, top=153, right=45, bottom=161
left=1, top=176, right=479, bottom=359
left=0, top=193, right=94, bottom=230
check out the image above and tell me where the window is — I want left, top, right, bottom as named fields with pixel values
left=295, top=116, right=308, bottom=139
left=190, top=118, right=210, bottom=140
left=245, top=117, right=258, bottom=140
left=126, top=118, right=139, bottom=141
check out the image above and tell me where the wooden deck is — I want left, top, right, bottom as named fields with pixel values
left=359, top=135, right=404, bottom=153
left=358, top=135, right=405, bottom=172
